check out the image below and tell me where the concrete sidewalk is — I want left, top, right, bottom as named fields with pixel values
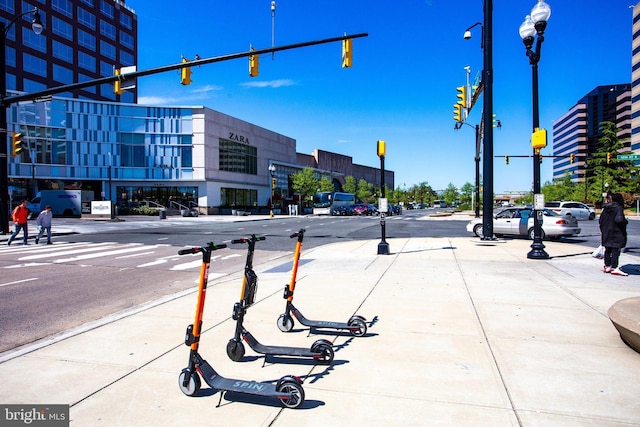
left=1, top=232, right=640, bottom=425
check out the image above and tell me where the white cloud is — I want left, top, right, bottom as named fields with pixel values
left=193, top=84, right=223, bottom=93
left=241, top=79, right=297, bottom=88
left=137, top=95, right=178, bottom=105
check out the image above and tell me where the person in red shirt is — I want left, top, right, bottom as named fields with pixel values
left=7, top=199, right=30, bottom=246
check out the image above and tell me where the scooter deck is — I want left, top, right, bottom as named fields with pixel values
left=244, top=331, right=319, bottom=358
left=292, top=305, right=353, bottom=330
left=198, top=359, right=289, bottom=399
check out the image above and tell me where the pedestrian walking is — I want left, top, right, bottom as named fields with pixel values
left=7, top=199, right=30, bottom=246
left=35, top=205, right=53, bottom=245
left=599, top=192, right=628, bottom=276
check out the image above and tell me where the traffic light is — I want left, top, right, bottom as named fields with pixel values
left=570, top=153, right=575, bottom=164
left=342, top=38, right=352, bottom=68
left=249, top=50, right=259, bottom=77
left=607, top=152, right=612, bottom=164
left=114, top=68, right=123, bottom=95
left=493, top=114, right=501, bottom=128
left=539, top=153, right=543, bottom=163
left=271, top=177, right=276, bottom=189
left=377, top=140, right=386, bottom=157
left=12, top=132, right=25, bottom=156
left=181, top=57, right=192, bottom=85
left=453, top=103, right=462, bottom=122
left=504, top=155, right=509, bottom=165
left=456, top=86, right=467, bottom=109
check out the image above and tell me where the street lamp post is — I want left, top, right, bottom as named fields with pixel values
left=0, top=8, right=43, bottom=234
left=520, top=0, right=551, bottom=260
left=268, top=163, right=275, bottom=217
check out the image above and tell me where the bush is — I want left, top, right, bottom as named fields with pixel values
left=131, top=206, right=161, bottom=216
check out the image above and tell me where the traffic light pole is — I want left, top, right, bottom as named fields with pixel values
left=0, top=32, right=368, bottom=234
left=481, top=0, right=495, bottom=240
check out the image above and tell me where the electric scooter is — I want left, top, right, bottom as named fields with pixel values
left=277, top=229, right=368, bottom=337
left=226, top=235, right=334, bottom=365
left=177, top=242, right=305, bottom=409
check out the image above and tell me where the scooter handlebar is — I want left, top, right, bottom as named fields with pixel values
left=231, top=235, right=266, bottom=244
left=290, top=228, right=306, bottom=239
left=178, top=242, right=227, bottom=255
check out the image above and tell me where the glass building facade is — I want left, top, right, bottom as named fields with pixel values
left=1, top=0, right=137, bottom=103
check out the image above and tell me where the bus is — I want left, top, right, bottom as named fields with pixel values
left=312, top=191, right=355, bottom=215
left=432, top=200, right=447, bottom=208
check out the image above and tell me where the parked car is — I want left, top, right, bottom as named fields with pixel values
left=331, top=204, right=353, bottom=216
left=544, top=201, right=594, bottom=220
left=352, top=204, right=372, bottom=216
left=466, top=207, right=581, bottom=240
left=586, top=204, right=596, bottom=219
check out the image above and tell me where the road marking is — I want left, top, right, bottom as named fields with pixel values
left=170, top=260, right=202, bottom=270
left=17, top=242, right=117, bottom=261
left=52, top=244, right=159, bottom=263
left=0, top=277, right=38, bottom=287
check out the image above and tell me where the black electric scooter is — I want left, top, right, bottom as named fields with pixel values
left=177, top=242, right=305, bottom=409
left=277, top=229, right=368, bottom=337
left=226, top=235, right=334, bottom=365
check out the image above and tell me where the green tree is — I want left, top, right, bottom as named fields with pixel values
left=291, top=167, right=320, bottom=205
left=357, top=178, right=374, bottom=203
left=443, top=183, right=459, bottom=206
left=459, top=182, right=473, bottom=209
left=318, top=175, right=334, bottom=192
left=343, top=175, right=357, bottom=194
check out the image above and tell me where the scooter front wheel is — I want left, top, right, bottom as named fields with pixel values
left=277, top=314, right=294, bottom=332
left=348, top=317, right=367, bottom=337
left=178, top=369, right=201, bottom=396
left=226, top=339, right=245, bottom=361
left=277, top=380, right=305, bottom=409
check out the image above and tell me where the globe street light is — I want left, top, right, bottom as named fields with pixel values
left=520, top=0, right=551, bottom=259
left=1, top=8, right=44, bottom=234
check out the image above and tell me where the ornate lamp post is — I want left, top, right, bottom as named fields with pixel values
left=520, top=0, right=551, bottom=259
left=268, top=163, right=276, bottom=217
left=1, top=8, right=43, bottom=234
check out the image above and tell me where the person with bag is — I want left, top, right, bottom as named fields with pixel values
left=7, top=199, right=30, bottom=246
left=599, top=193, right=628, bottom=276
left=35, top=205, right=53, bottom=245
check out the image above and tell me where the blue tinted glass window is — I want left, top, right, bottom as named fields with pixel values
left=52, top=16, right=73, bottom=41
left=53, top=64, right=73, bottom=83
left=119, top=31, right=134, bottom=49
left=78, top=29, right=96, bottom=49
left=23, top=53, right=47, bottom=77
left=100, top=0, right=114, bottom=18
left=78, top=51, right=96, bottom=72
left=22, top=27, right=46, bottom=52
left=52, top=0, right=72, bottom=17
left=100, top=20, right=115, bottom=39
left=78, top=7, right=96, bottom=30
left=52, top=40, right=73, bottom=62
left=100, top=40, right=115, bottom=60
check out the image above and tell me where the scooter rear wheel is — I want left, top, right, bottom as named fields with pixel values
left=277, top=380, right=305, bottom=409
left=311, top=341, right=334, bottom=365
left=277, top=314, right=294, bottom=332
left=348, top=317, right=367, bottom=337
left=178, top=369, right=201, bottom=396
left=226, top=339, right=245, bottom=361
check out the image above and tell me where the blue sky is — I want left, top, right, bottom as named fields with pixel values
left=133, top=1, right=633, bottom=194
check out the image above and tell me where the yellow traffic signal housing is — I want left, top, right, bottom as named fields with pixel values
left=249, top=52, right=259, bottom=77
left=505, top=155, right=509, bottom=165
left=456, top=86, right=467, bottom=109
left=531, top=127, right=547, bottom=149
left=453, top=103, right=462, bottom=122
left=570, top=153, right=575, bottom=164
left=606, top=152, right=612, bottom=164
left=377, top=140, right=386, bottom=157
left=342, top=38, right=353, bottom=68
left=114, top=68, right=123, bottom=95
left=539, top=153, right=543, bottom=164
left=12, top=132, right=25, bottom=156
left=181, top=58, right=192, bottom=85
left=271, top=177, right=276, bottom=189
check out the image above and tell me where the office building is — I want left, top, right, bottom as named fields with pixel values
left=1, top=0, right=137, bottom=103
left=552, top=84, right=631, bottom=183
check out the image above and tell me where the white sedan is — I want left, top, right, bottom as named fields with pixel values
left=467, top=208, right=581, bottom=240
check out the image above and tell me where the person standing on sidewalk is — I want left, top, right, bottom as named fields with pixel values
left=35, top=205, right=53, bottom=245
left=599, top=193, right=628, bottom=276
left=7, top=199, right=30, bottom=246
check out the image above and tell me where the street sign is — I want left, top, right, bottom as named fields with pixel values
left=617, top=154, right=640, bottom=161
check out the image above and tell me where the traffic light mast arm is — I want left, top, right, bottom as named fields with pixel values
left=2, top=32, right=369, bottom=107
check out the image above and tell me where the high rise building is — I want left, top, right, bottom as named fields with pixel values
left=632, top=2, right=640, bottom=153
left=552, top=85, right=631, bottom=183
left=1, top=0, right=137, bottom=103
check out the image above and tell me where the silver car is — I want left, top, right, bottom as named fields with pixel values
left=544, top=201, right=594, bottom=220
left=466, top=208, right=581, bottom=240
